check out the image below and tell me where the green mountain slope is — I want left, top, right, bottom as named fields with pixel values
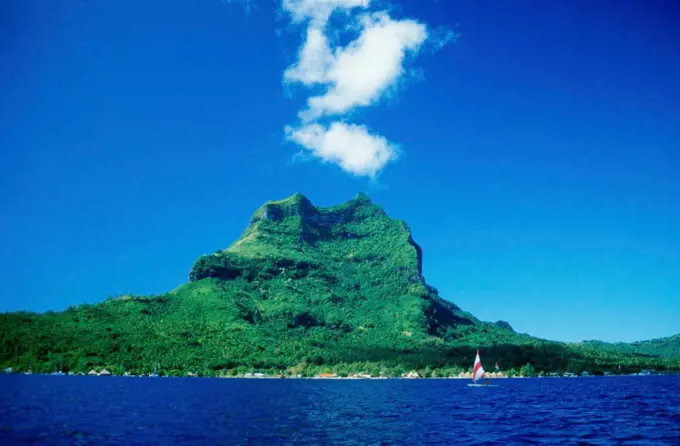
left=1, top=193, right=677, bottom=376
left=579, top=335, right=680, bottom=359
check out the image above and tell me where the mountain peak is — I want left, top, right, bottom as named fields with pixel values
left=287, top=192, right=311, bottom=204
left=192, top=193, right=426, bottom=285
left=248, top=193, right=318, bottom=225
left=352, top=192, right=372, bottom=204
left=495, top=320, right=515, bottom=332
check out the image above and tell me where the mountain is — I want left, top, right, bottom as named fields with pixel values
left=1, top=193, right=677, bottom=377
left=494, top=320, right=515, bottom=332
left=579, top=335, right=680, bottom=359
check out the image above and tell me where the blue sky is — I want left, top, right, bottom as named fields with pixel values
left=1, top=0, right=678, bottom=343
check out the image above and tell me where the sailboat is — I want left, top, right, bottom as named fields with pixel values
left=467, top=350, right=498, bottom=387
left=149, top=361, right=159, bottom=377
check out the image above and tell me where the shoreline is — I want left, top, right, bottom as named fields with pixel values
left=3, top=372, right=677, bottom=379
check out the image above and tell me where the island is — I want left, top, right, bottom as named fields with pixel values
left=1, top=193, right=678, bottom=378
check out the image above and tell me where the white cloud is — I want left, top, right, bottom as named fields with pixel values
left=282, top=0, right=452, bottom=178
left=284, top=26, right=333, bottom=86
left=286, top=122, right=398, bottom=178
left=301, top=12, right=427, bottom=120
left=283, top=0, right=370, bottom=25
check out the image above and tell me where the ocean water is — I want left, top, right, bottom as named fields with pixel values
left=1, top=375, right=678, bottom=445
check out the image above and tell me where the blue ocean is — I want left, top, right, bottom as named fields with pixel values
left=1, top=375, right=678, bottom=445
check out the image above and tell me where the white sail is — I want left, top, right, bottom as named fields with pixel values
left=473, top=350, right=485, bottom=382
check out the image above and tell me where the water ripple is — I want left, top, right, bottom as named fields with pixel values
left=1, top=375, right=679, bottom=445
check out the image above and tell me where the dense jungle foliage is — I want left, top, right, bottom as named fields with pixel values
left=579, top=335, right=680, bottom=359
left=1, top=193, right=678, bottom=377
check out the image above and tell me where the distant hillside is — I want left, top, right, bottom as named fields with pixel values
left=580, top=335, right=680, bottom=359
left=1, top=193, right=677, bottom=377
